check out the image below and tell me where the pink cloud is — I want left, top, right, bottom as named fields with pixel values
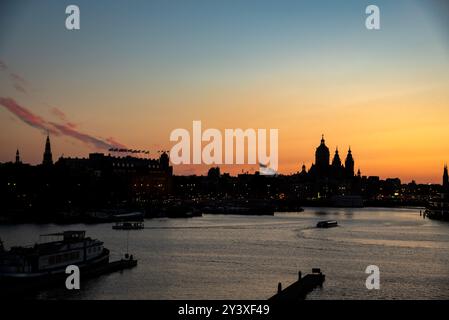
left=50, top=107, right=78, bottom=128
left=0, top=59, right=128, bottom=152
left=0, top=60, right=30, bottom=94
left=106, top=137, right=128, bottom=149
left=49, top=121, right=113, bottom=150
left=50, top=107, right=67, bottom=120
left=0, top=97, right=128, bottom=151
left=0, top=97, right=58, bottom=135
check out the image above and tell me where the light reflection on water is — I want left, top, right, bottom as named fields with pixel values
left=1, top=207, right=449, bottom=300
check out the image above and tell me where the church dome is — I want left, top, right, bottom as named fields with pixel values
left=315, top=135, right=330, bottom=168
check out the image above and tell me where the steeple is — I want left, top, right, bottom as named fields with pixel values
left=159, top=151, right=169, bottom=170
left=42, top=133, right=53, bottom=166
left=315, top=134, right=330, bottom=169
left=443, top=164, right=449, bottom=191
left=332, top=147, right=341, bottom=167
left=344, top=147, right=354, bottom=177
left=15, top=149, right=21, bottom=164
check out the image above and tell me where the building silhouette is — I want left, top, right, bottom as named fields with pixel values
left=308, top=135, right=355, bottom=180
left=15, top=149, right=21, bottom=164
left=0, top=134, right=443, bottom=223
left=345, top=147, right=355, bottom=177
left=443, top=164, right=448, bottom=191
left=315, top=135, right=330, bottom=172
left=42, top=134, right=53, bottom=166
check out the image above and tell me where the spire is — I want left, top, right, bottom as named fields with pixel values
left=15, top=149, right=21, bottom=164
left=443, top=164, right=449, bottom=190
left=42, top=133, right=53, bottom=166
left=315, top=134, right=330, bottom=169
left=345, top=147, right=355, bottom=177
left=332, top=147, right=342, bottom=167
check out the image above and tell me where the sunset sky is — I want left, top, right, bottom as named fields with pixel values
left=1, top=0, right=449, bottom=183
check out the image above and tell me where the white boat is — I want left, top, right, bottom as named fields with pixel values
left=0, top=231, right=109, bottom=284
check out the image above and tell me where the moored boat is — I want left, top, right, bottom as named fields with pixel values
left=425, top=199, right=449, bottom=221
left=425, top=165, right=449, bottom=221
left=0, top=230, right=109, bottom=287
left=112, top=221, right=145, bottom=230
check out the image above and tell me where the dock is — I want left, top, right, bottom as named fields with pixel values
left=0, top=257, right=138, bottom=297
left=268, top=269, right=325, bottom=301
left=83, top=257, right=138, bottom=278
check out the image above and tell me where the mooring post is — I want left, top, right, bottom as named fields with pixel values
left=277, top=282, right=282, bottom=294
left=298, top=271, right=302, bottom=280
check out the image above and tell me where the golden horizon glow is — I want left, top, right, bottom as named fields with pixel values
left=1, top=1, right=449, bottom=184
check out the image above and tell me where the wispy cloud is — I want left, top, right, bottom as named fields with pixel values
left=49, top=121, right=113, bottom=150
left=9, top=72, right=27, bottom=85
left=0, top=60, right=7, bottom=71
left=106, top=137, right=128, bottom=149
left=13, top=83, right=27, bottom=94
left=0, top=59, right=29, bottom=94
left=0, top=58, right=127, bottom=151
left=50, top=107, right=77, bottom=128
left=0, top=97, right=58, bottom=135
left=0, top=97, right=127, bottom=150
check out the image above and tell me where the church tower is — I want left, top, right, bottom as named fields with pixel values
left=315, top=135, right=330, bottom=170
left=344, top=147, right=354, bottom=177
left=42, top=134, right=53, bottom=166
left=332, top=147, right=342, bottom=167
left=443, top=164, right=449, bottom=191
left=159, top=151, right=169, bottom=170
left=15, top=149, right=21, bottom=164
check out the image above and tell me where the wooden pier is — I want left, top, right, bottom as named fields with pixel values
left=268, top=268, right=325, bottom=301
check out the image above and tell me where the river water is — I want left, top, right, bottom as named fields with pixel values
left=1, top=207, right=449, bottom=299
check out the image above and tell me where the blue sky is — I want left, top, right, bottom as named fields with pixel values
left=0, top=0, right=448, bottom=182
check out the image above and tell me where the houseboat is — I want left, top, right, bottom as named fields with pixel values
left=0, top=231, right=109, bottom=286
left=425, top=198, right=449, bottom=221
left=425, top=166, right=449, bottom=221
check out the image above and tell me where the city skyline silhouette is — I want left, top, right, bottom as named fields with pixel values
left=1, top=0, right=449, bottom=183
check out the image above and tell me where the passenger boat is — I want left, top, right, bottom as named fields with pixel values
left=316, top=220, right=338, bottom=228
left=425, top=167, right=449, bottom=221
left=112, top=221, right=145, bottom=230
left=425, top=199, right=449, bottom=221
left=0, top=231, right=109, bottom=286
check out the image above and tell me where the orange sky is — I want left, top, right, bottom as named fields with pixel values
left=1, top=1, right=449, bottom=184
